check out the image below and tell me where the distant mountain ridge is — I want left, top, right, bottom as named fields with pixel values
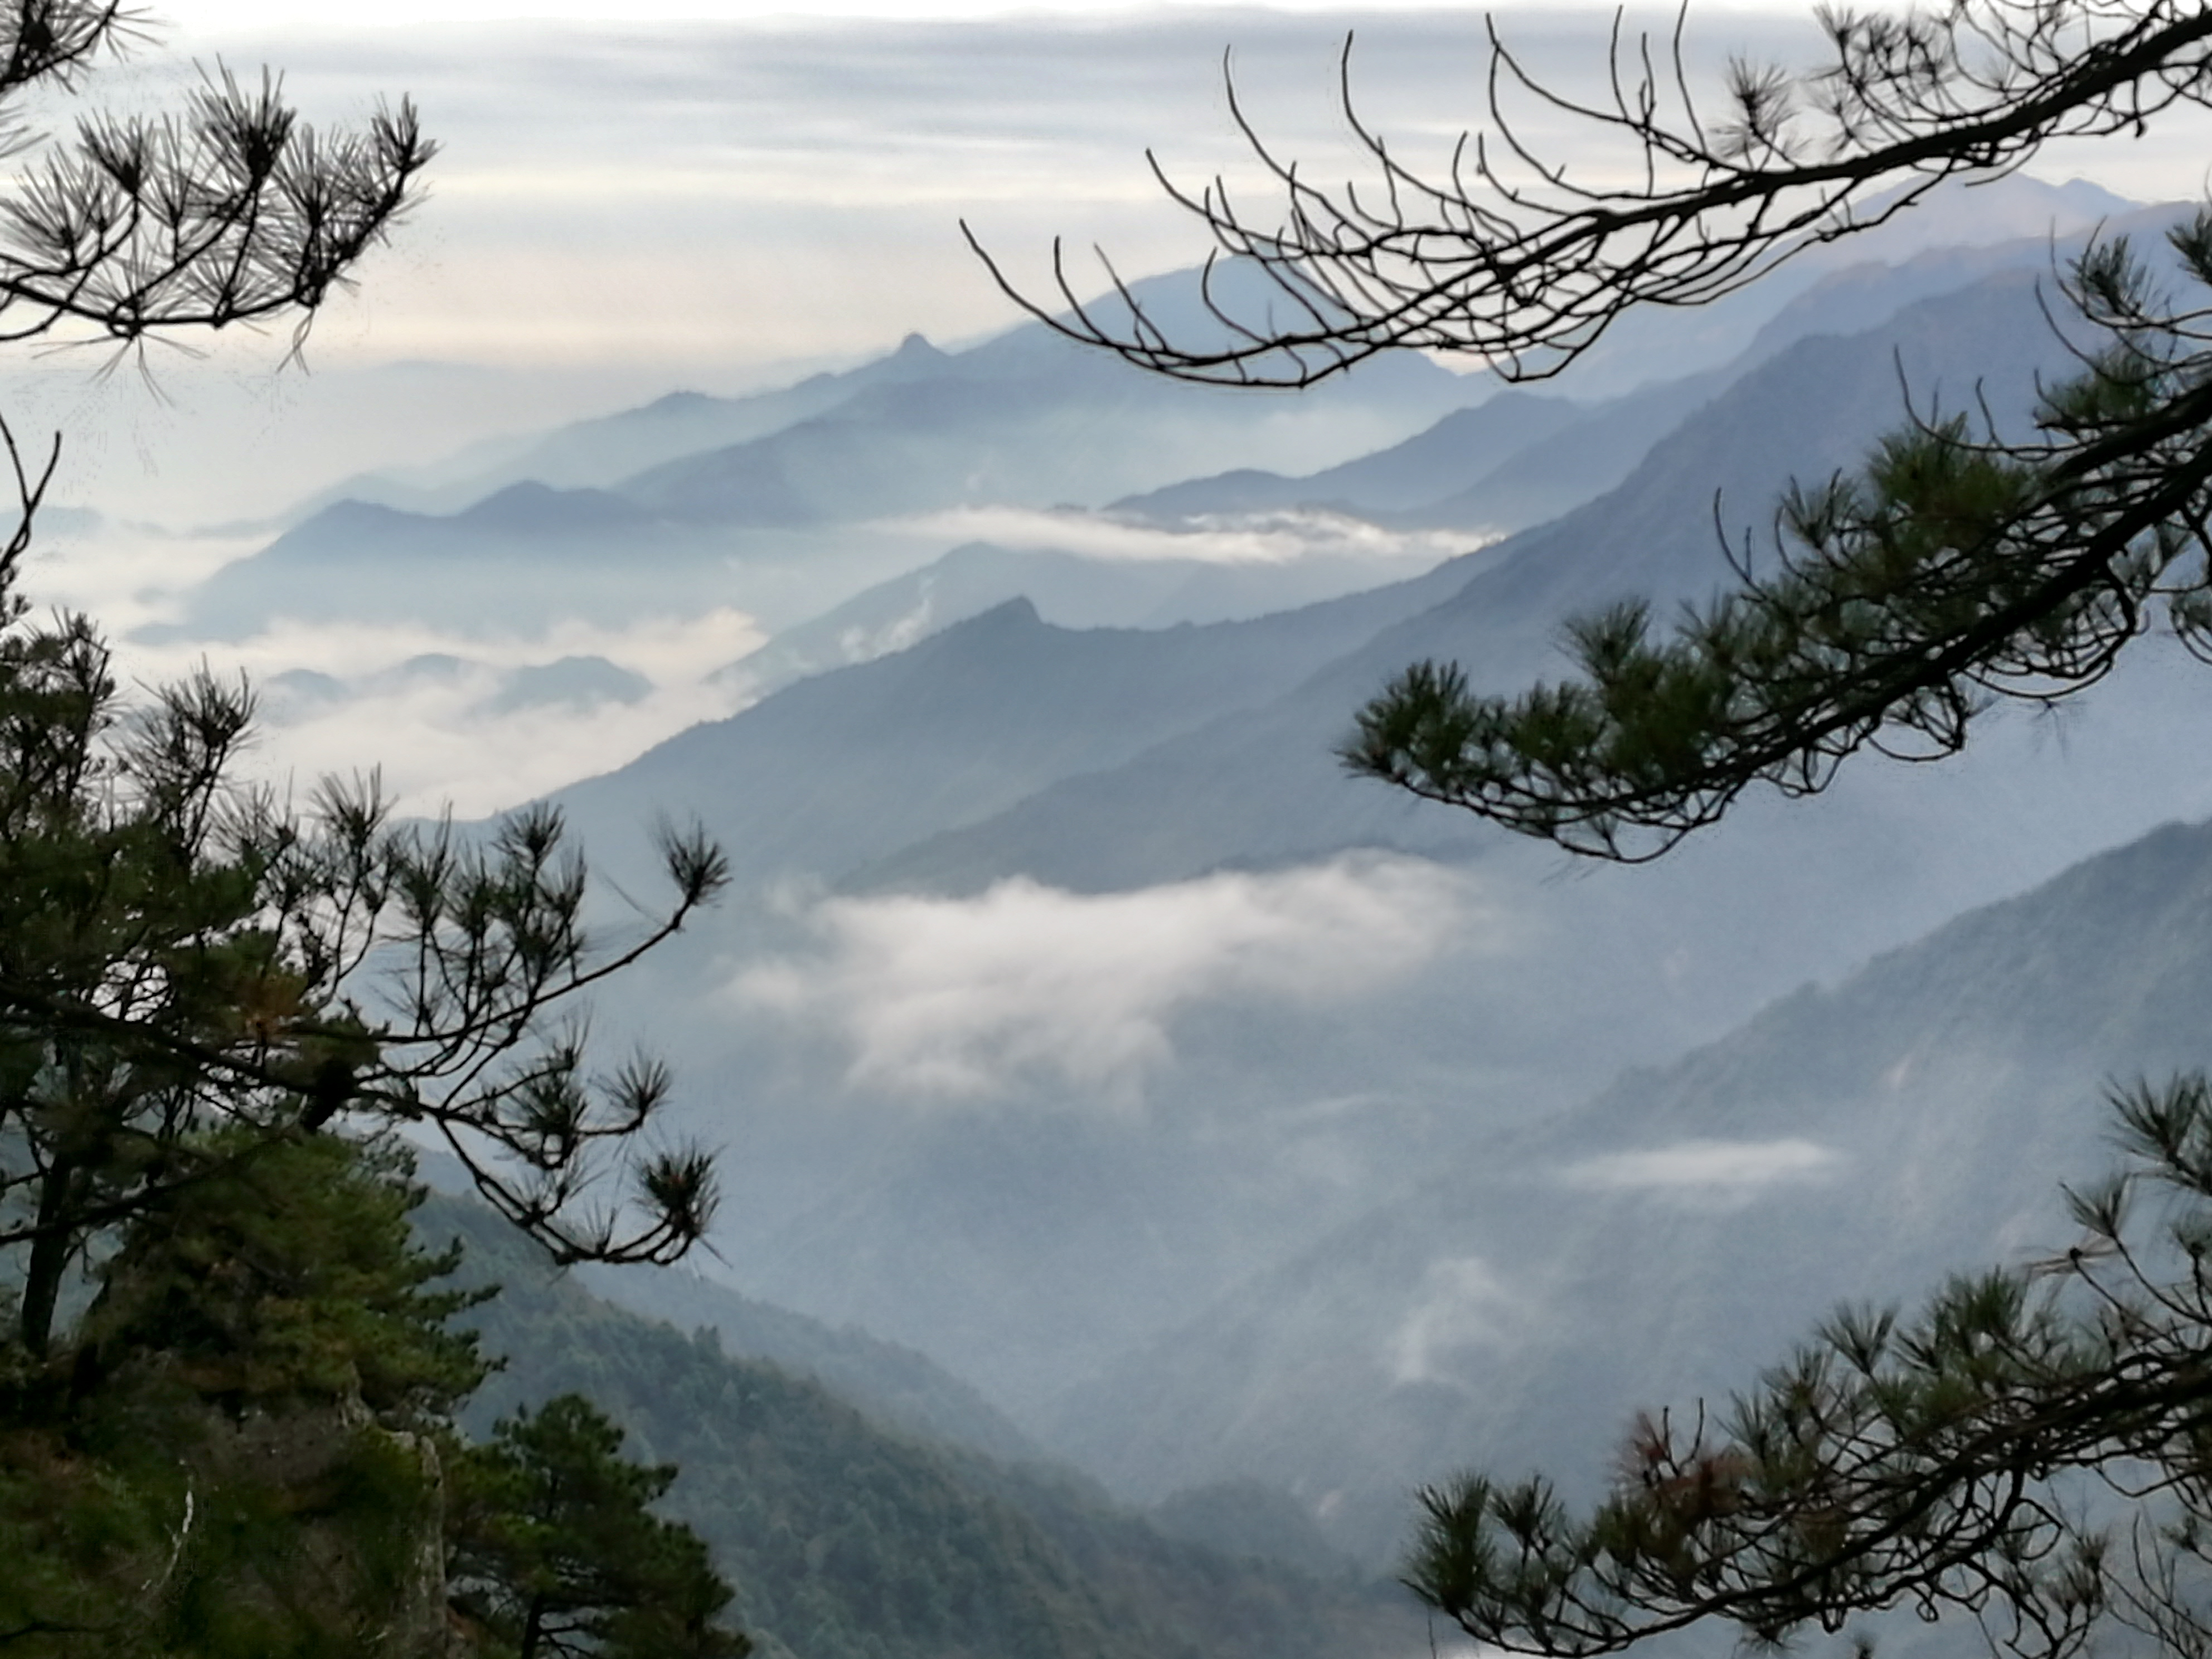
left=853, top=263, right=2109, bottom=898
left=144, top=173, right=2212, bottom=1607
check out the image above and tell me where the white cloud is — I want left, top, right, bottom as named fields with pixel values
left=1562, top=1138, right=1844, bottom=1196
left=893, top=503, right=1487, bottom=566
left=734, top=854, right=1480, bottom=1102
left=1389, top=1257, right=1529, bottom=1389
left=85, top=604, right=766, bottom=817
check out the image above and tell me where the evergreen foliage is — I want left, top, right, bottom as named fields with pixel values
left=0, top=14, right=743, bottom=1640
left=0, top=2, right=431, bottom=350
left=0, top=1132, right=471, bottom=1656
left=449, top=1394, right=749, bottom=1659
left=74, top=1128, right=491, bottom=1420
left=3, top=1133, right=751, bottom=1658
left=0, top=5, right=722, bottom=1375
left=0, top=532, right=726, bottom=1360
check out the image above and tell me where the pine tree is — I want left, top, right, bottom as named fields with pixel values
left=448, top=1393, right=751, bottom=1659
left=0, top=1, right=724, bottom=1371
left=0, top=1132, right=487, bottom=1657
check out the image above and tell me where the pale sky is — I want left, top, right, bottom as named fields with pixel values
left=160, top=0, right=1802, bottom=22
left=119, top=1, right=2195, bottom=376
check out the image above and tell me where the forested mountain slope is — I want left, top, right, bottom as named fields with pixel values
left=434, top=1198, right=1424, bottom=1659
left=579, top=1257, right=1045, bottom=1467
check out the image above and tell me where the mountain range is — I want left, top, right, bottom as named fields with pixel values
left=133, top=172, right=2212, bottom=1620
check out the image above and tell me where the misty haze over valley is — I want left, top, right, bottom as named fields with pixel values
left=29, top=8, right=2212, bottom=1645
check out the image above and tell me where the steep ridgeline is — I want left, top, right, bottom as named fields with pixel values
left=430, top=1197, right=1424, bottom=1659
left=710, top=540, right=1464, bottom=704
left=541, top=567, right=1481, bottom=901
left=1099, top=187, right=2158, bottom=541
left=1042, top=813, right=2212, bottom=1564
left=578, top=1258, right=1046, bottom=1468
left=553, top=256, right=2151, bottom=910
left=857, top=263, right=2124, bottom=896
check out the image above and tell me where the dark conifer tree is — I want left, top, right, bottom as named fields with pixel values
left=448, top=1393, right=751, bottom=1659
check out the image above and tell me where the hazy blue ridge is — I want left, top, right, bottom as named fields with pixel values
left=711, top=539, right=1463, bottom=701
left=539, top=560, right=1491, bottom=900
left=1108, top=203, right=2184, bottom=540
left=267, top=334, right=958, bottom=520
left=853, top=264, right=2101, bottom=899
left=1108, top=390, right=1585, bottom=520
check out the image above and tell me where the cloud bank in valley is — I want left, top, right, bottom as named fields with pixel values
left=734, top=854, right=1481, bottom=1102
left=896, top=505, right=1485, bottom=566
left=1562, top=1138, right=1844, bottom=1197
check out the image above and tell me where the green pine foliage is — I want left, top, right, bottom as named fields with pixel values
left=0, top=1131, right=470, bottom=1656
left=2, top=1132, right=759, bottom=1659
left=449, top=1394, right=749, bottom=1659
left=75, top=1129, right=491, bottom=1420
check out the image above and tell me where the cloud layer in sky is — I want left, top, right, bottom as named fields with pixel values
left=16, top=2, right=2203, bottom=524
